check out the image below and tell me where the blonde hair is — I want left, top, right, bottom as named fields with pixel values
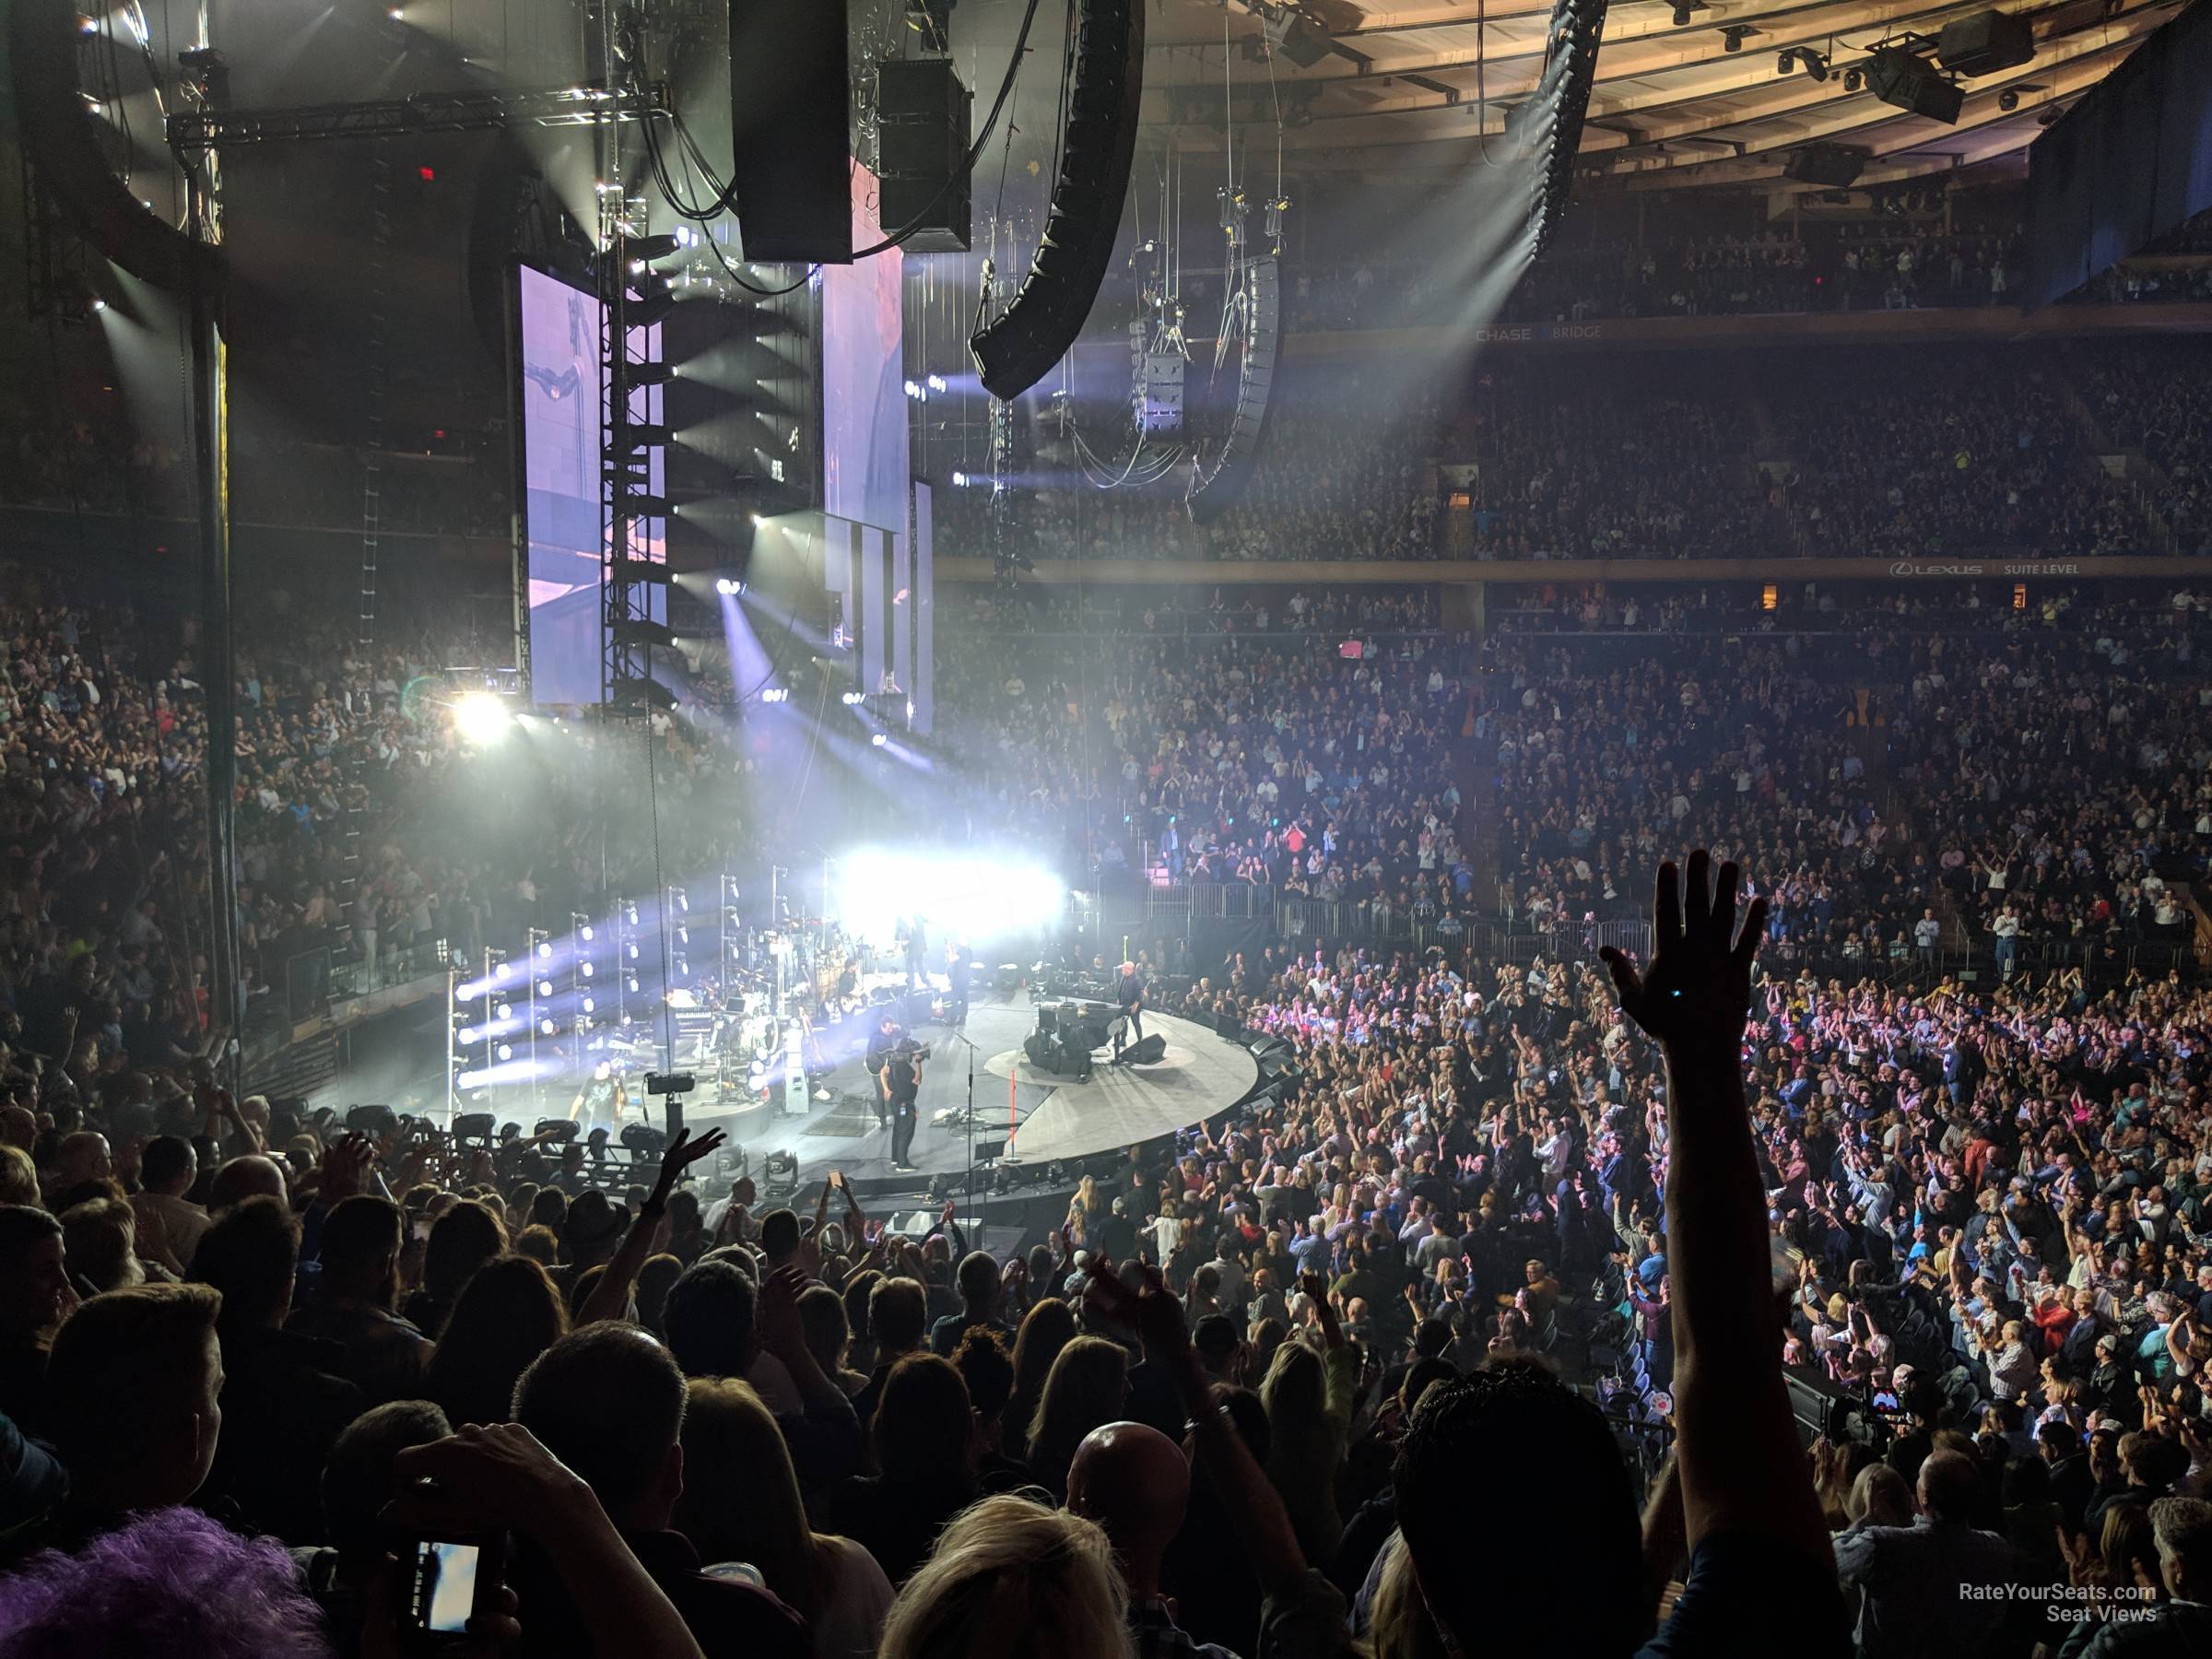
left=877, top=1494, right=1131, bottom=1659
left=61, top=1196, right=145, bottom=1293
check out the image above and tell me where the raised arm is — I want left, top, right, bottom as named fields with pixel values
left=576, top=1128, right=724, bottom=1328
left=1599, top=851, right=1831, bottom=1569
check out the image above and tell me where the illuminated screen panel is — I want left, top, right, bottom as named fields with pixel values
left=820, top=162, right=909, bottom=537
left=519, top=266, right=667, bottom=705
left=519, top=264, right=606, bottom=705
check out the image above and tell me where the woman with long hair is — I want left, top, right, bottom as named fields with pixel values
left=1261, top=1335, right=1355, bottom=1571
left=423, top=1254, right=567, bottom=1427
left=403, top=1198, right=506, bottom=1338
left=1005, top=1297, right=1077, bottom=1465
left=1024, top=1335, right=1129, bottom=1502
left=829, top=1353, right=980, bottom=1585
left=676, top=1378, right=893, bottom=1659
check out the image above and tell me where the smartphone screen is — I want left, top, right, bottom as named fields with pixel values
left=406, top=1538, right=480, bottom=1636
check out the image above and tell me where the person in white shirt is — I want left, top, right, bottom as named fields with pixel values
left=129, top=1135, right=210, bottom=1274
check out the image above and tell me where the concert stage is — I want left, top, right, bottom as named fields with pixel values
left=689, top=994, right=1258, bottom=1204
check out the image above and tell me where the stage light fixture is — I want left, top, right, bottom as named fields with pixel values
left=536, top=941, right=553, bottom=959
left=497, top=1043, right=513, bottom=1061
left=495, top=1002, right=513, bottom=1020
left=1844, top=66, right=1863, bottom=91
left=539, top=1018, right=558, bottom=1036
left=580, top=924, right=594, bottom=941
left=453, top=692, right=514, bottom=744
left=494, top=962, right=511, bottom=980
left=629, top=288, right=677, bottom=326
left=749, top=512, right=764, bottom=525
left=581, top=962, right=594, bottom=978
left=612, top=618, right=678, bottom=652
left=715, top=576, right=745, bottom=595
left=1778, top=48, right=1793, bottom=73
left=1998, top=88, right=2018, bottom=112
left=629, top=233, right=681, bottom=261
left=926, top=374, right=947, bottom=393
left=582, top=996, right=595, bottom=1013
left=536, top=979, right=553, bottom=996
left=951, top=471, right=969, bottom=486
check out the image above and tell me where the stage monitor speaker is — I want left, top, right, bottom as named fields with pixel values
left=730, top=0, right=852, bottom=264
left=877, top=58, right=972, bottom=253
left=346, top=1103, right=398, bottom=1138
left=1783, top=144, right=1868, bottom=186
left=1187, top=255, right=1280, bottom=523
left=1936, top=9, right=2033, bottom=77
left=1117, top=1033, right=1167, bottom=1065
left=1024, top=1031, right=1060, bottom=1071
left=453, top=1112, right=496, bottom=1143
left=969, top=0, right=1146, bottom=398
left=1865, top=47, right=1963, bottom=124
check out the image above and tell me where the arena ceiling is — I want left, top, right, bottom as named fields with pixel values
left=1131, top=0, right=2186, bottom=190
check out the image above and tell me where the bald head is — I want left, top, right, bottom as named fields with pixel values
left=1917, top=1448, right=1983, bottom=1523
left=206, top=1155, right=287, bottom=1210
left=1066, top=1420, right=1190, bottom=1593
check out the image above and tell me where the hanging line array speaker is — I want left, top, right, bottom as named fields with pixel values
left=1185, top=254, right=1280, bottom=524
left=968, top=0, right=1146, bottom=399
left=730, top=0, right=853, bottom=265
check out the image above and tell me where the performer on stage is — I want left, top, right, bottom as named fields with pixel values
left=567, top=1060, right=633, bottom=1129
left=900, top=914, right=930, bottom=990
left=864, top=1012, right=905, bottom=1130
left=945, top=939, right=973, bottom=1026
left=1115, top=959, right=1146, bottom=1042
left=887, top=1041, right=924, bottom=1171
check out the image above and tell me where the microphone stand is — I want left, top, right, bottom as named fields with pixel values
left=938, top=1024, right=985, bottom=1256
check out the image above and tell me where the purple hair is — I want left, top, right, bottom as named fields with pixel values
left=0, top=1507, right=330, bottom=1657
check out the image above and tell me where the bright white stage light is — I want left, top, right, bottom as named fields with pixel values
left=580, top=924, right=594, bottom=942
left=459, top=1058, right=547, bottom=1090
left=536, top=979, right=553, bottom=997
left=495, top=1002, right=513, bottom=1021
left=453, top=692, right=514, bottom=745
left=715, top=576, right=744, bottom=595
left=582, top=996, right=595, bottom=1014
left=951, top=471, right=968, bottom=487
left=841, top=691, right=864, bottom=706
left=496, top=1043, right=512, bottom=1061
left=871, top=733, right=888, bottom=747
left=581, top=962, right=594, bottom=978
left=834, top=847, right=1065, bottom=947
left=494, top=962, right=511, bottom=980
left=539, top=1018, right=557, bottom=1036
left=535, top=941, right=553, bottom=959
left=926, top=373, right=947, bottom=394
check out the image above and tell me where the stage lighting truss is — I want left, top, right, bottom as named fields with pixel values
left=665, top=885, right=691, bottom=986
left=570, top=912, right=596, bottom=1039
left=616, top=896, right=642, bottom=1029
left=720, top=872, right=743, bottom=978
left=603, top=224, right=673, bottom=714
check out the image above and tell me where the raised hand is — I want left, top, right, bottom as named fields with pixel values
left=1598, top=850, right=1765, bottom=1063
left=651, top=1126, right=724, bottom=1202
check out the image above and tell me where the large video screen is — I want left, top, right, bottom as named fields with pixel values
left=519, top=265, right=605, bottom=705
left=821, top=164, right=909, bottom=537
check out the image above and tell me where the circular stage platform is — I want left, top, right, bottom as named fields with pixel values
left=689, top=995, right=1258, bottom=1203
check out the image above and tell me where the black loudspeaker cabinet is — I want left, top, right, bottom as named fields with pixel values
left=969, top=0, right=1146, bottom=397
left=877, top=59, right=972, bottom=253
left=1117, top=1033, right=1167, bottom=1065
left=1783, top=144, right=1867, bottom=187
left=730, top=0, right=852, bottom=264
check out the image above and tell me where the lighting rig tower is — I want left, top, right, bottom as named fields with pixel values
left=719, top=873, right=742, bottom=1005
left=665, top=886, right=691, bottom=994
left=527, top=928, right=553, bottom=1118
left=571, top=911, right=600, bottom=1052
left=618, top=897, right=644, bottom=1031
